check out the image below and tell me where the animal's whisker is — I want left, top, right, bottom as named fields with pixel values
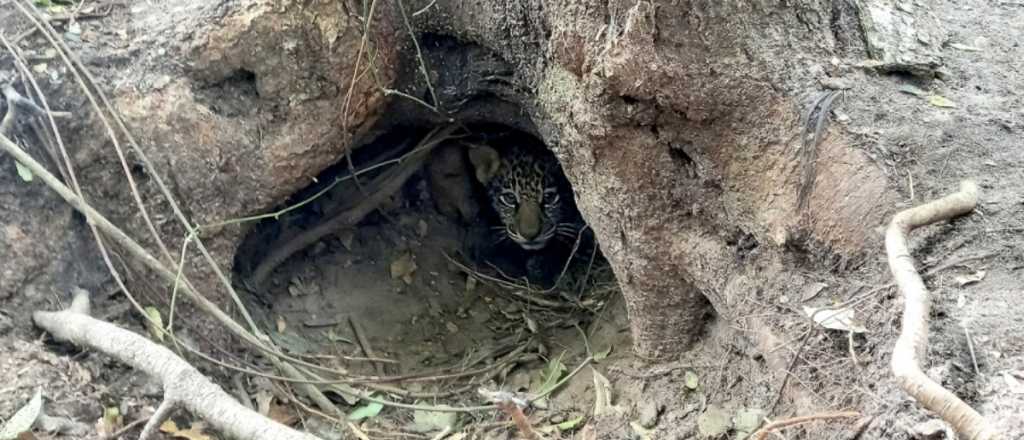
left=557, top=228, right=578, bottom=236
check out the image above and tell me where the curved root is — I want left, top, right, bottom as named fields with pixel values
left=886, top=180, right=1000, bottom=440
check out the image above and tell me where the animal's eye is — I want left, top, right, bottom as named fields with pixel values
left=543, top=189, right=559, bottom=204
left=499, top=192, right=517, bottom=206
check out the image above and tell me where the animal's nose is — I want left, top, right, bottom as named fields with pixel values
left=516, top=202, right=541, bottom=240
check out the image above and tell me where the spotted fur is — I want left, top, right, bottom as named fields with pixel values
left=469, top=145, right=579, bottom=251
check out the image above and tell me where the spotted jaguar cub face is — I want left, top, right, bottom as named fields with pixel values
left=468, top=145, right=575, bottom=251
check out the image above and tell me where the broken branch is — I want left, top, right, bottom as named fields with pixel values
left=32, top=289, right=321, bottom=440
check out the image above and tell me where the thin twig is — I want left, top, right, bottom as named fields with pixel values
left=848, top=330, right=859, bottom=368
left=768, top=328, right=812, bottom=414
left=496, top=401, right=541, bottom=440
left=394, top=0, right=440, bottom=111
left=350, top=317, right=385, bottom=375
left=102, top=415, right=150, bottom=440
left=963, top=322, right=980, bottom=376
left=348, top=423, right=372, bottom=440
left=751, top=411, right=860, bottom=440
left=443, top=254, right=574, bottom=310
left=413, top=0, right=438, bottom=16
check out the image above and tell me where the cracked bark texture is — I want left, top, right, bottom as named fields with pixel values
left=1, top=0, right=946, bottom=357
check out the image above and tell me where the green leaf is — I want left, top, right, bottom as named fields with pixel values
left=557, top=416, right=585, bottom=431
left=347, top=402, right=383, bottom=421
left=897, top=85, right=927, bottom=96
left=0, top=388, right=42, bottom=440
left=593, top=346, right=612, bottom=362
left=927, top=95, right=957, bottom=108
left=684, top=370, right=699, bottom=390
left=532, top=352, right=568, bottom=396
left=14, top=161, right=33, bottom=182
left=144, top=306, right=165, bottom=342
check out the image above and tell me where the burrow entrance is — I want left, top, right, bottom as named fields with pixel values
left=231, top=117, right=625, bottom=401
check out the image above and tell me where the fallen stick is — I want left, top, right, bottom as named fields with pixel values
left=32, top=289, right=322, bottom=440
left=751, top=411, right=860, bottom=440
left=886, top=180, right=1000, bottom=440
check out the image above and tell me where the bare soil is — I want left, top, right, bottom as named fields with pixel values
left=1, top=0, right=1022, bottom=439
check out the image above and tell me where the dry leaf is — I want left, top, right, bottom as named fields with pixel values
left=338, top=229, right=355, bottom=250
left=267, top=401, right=298, bottom=426
left=1003, top=372, right=1024, bottom=394
left=697, top=405, right=732, bottom=437
left=800, top=282, right=828, bottom=302
left=0, top=389, right=42, bottom=440
left=804, top=306, right=868, bottom=333
left=592, top=368, right=615, bottom=417
left=445, top=321, right=459, bottom=334
left=927, top=95, right=957, bottom=108
left=390, top=252, right=418, bottom=285
left=417, top=219, right=429, bottom=237
left=630, top=421, right=654, bottom=440
left=949, top=43, right=982, bottom=52
left=276, top=315, right=287, bottom=333
left=160, top=420, right=212, bottom=440
left=255, top=391, right=273, bottom=416
left=288, top=276, right=318, bottom=297
left=580, top=425, right=597, bottom=440
left=897, top=84, right=927, bottom=96
left=954, top=270, right=986, bottom=287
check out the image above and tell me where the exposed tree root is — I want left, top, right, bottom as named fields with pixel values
left=886, top=180, right=1001, bottom=440
left=32, top=289, right=321, bottom=440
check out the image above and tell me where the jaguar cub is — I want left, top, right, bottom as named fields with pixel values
left=464, top=142, right=593, bottom=289
left=467, top=144, right=580, bottom=251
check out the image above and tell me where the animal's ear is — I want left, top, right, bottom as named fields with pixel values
left=468, top=145, right=501, bottom=184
